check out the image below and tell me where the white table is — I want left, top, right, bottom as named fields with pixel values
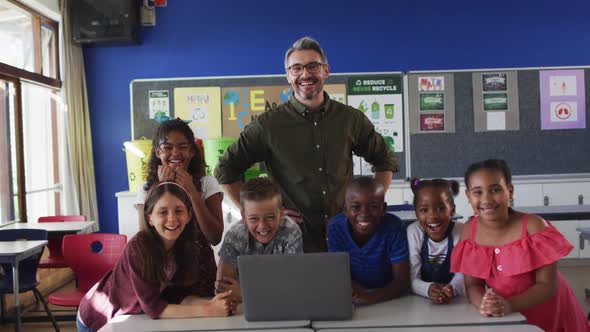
left=98, top=306, right=310, bottom=332
left=317, top=325, right=541, bottom=331
left=311, top=295, right=526, bottom=329
left=0, top=240, right=47, bottom=332
left=0, top=221, right=98, bottom=238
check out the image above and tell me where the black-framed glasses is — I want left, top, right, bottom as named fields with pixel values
left=286, top=62, right=324, bottom=76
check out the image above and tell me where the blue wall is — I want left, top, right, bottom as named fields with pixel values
left=84, top=0, right=590, bottom=233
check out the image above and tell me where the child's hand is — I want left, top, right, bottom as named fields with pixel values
left=215, top=276, right=242, bottom=303
left=441, top=284, right=455, bottom=301
left=479, top=288, right=510, bottom=317
left=428, top=283, right=450, bottom=304
left=174, top=169, right=200, bottom=197
left=352, top=288, right=373, bottom=305
left=157, top=165, right=176, bottom=182
left=207, top=290, right=237, bottom=316
left=351, top=282, right=375, bottom=305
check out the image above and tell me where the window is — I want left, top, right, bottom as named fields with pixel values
left=0, top=0, right=62, bottom=223
left=22, top=82, right=64, bottom=222
left=0, top=1, right=34, bottom=72
left=0, top=78, right=19, bottom=222
left=41, top=21, right=58, bottom=79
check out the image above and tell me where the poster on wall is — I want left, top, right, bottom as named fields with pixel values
left=418, top=76, right=445, bottom=91
left=420, top=114, right=445, bottom=131
left=539, top=69, right=586, bottom=130
left=148, top=90, right=170, bottom=119
left=408, top=73, right=455, bottom=134
left=324, top=84, right=347, bottom=104
left=482, top=73, right=507, bottom=91
left=419, top=93, right=444, bottom=111
left=173, top=87, right=222, bottom=139
left=472, top=71, right=519, bottom=132
left=220, top=84, right=347, bottom=138
left=347, top=75, right=403, bottom=175
left=483, top=93, right=508, bottom=111
left=221, top=86, right=290, bottom=138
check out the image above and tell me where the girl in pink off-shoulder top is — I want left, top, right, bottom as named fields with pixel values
left=451, top=159, right=589, bottom=332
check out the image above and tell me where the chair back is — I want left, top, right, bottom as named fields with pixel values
left=38, top=215, right=86, bottom=259
left=62, top=233, right=127, bottom=292
left=0, top=229, right=48, bottom=291
left=38, top=215, right=87, bottom=223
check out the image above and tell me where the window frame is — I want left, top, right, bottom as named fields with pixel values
left=0, top=0, right=62, bottom=222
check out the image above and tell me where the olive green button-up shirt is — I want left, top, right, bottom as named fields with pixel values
left=214, top=92, right=398, bottom=252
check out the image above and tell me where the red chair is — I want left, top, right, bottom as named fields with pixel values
left=48, top=233, right=127, bottom=307
left=38, top=215, right=87, bottom=269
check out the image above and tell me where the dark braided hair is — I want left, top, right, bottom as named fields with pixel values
left=410, top=177, right=460, bottom=206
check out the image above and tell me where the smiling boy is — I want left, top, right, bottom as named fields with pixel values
left=216, top=177, right=303, bottom=302
left=328, top=176, right=410, bottom=305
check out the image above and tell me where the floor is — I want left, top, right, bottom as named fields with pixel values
left=0, top=281, right=77, bottom=332
left=0, top=262, right=589, bottom=332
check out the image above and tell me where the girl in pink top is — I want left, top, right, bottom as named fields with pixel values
left=78, top=182, right=236, bottom=332
left=451, top=159, right=589, bottom=332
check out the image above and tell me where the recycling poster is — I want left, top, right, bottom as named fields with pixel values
left=347, top=76, right=403, bottom=175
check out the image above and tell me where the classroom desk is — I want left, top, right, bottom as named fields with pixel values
left=388, top=211, right=463, bottom=224
left=516, top=205, right=590, bottom=221
left=0, top=221, right=98, bottom=239
left=317, top=325, right=542, bottom=331
left=0, top=240, right=47, bottom=332
left=98, top=305, right=310, bottom=332
left=311, top=295, right=525, bottom=330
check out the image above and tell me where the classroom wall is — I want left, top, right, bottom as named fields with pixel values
left=83, top=0, right=590, bottom=233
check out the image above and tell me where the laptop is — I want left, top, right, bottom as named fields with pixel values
left=238, top=252, right=353, bottom=321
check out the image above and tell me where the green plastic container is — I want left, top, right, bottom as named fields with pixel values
left=245, top=169, right=267, bottom=181
left=203, top=137, right=237, bottom=175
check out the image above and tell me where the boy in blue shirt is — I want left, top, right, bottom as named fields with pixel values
left=328, top=176, right=409, bottom=305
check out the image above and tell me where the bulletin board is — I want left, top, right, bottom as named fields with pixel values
left=130, top=73, right=408, bottom=179
left=408, top=68, right=590, bottom=178
left=131, top=66, right=590, bottom=181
